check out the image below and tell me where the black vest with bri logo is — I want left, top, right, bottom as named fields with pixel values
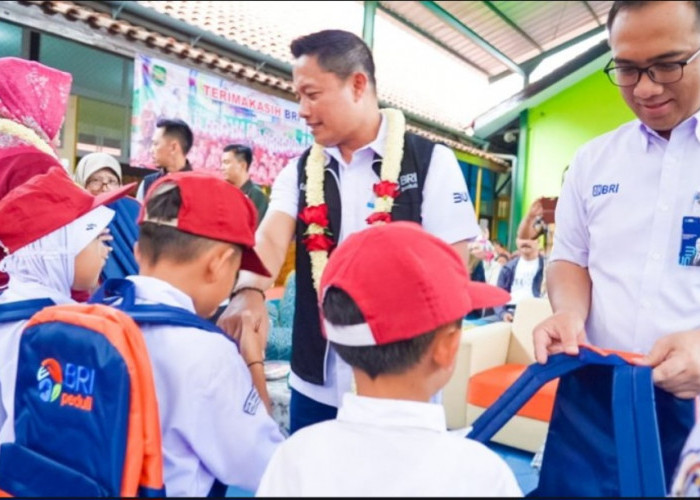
left=293, top=133, right=435, bottom=385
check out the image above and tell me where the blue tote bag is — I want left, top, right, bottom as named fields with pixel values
left=468, top=346, right=694, bottom=497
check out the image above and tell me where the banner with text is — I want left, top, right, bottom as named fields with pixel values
left=131, top=54, right=312, bottom=186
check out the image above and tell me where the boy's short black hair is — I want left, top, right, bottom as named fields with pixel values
left=138, top=183, right=231, bottom=265
left=323, top=286, right=456, bottom=380
left=156, top=118, right=194, bottom=155
left=223, top=144, right=253, bottom=171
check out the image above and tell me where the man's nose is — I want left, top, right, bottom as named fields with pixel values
left=633, top=71, right=664, bottom=99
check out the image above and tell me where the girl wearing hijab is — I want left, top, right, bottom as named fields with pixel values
left=0, top=57, right=74, bottom=288
left=0, top=168, right=134, bottom=446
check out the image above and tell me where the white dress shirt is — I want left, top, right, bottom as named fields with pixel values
left=256, top=393, right=522, bottom=497
left=268, top=115, right=481, bottom=407
left=127, top=275, right=284, bottom=496
left=550, top=111, right=700, bottom=353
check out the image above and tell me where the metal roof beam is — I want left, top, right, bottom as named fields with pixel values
left=419, top=0, right=525, bottom=76
left=581, top=1, right=602, bottom=26
left=495, top=24, right=607, bottom=80
left=363, top=1, right=377, bottom=50
left=482, top=1, right=543, bottom=52
left=377, top=3, right=490, bottom=75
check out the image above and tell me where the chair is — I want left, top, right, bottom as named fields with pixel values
left=442, top=297, right=554, bottom=452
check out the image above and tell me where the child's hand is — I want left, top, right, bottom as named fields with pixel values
left=218, top=289, right=270, bottom=347
left=239, top=310, right=266, bottom=366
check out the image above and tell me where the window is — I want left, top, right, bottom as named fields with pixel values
left=0, top=21, right=23, bottom=57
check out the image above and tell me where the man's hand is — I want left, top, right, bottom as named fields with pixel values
left=238, top=310, right=266, bottom=366
left=633, top=329, right=700, bottom=399
left=217, top=288, right=270, bottom=347
left=533, top=310, right=587, bottom=364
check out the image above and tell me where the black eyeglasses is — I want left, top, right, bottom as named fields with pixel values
left=604, top=47, right=700, bottom=87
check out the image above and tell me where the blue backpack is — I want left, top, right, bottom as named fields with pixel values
left=468, top=346, right=694, bottom=497
left=101, top=197, right=140, bottom=281
left=0, top=301, right=166, bottom=497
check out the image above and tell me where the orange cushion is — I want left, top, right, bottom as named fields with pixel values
left=467, top=363, right=559, bottom=422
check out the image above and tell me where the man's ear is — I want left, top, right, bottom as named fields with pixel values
left=431, top=322, right=462, bottom=369
left=351, top=71, right=369, bottom=101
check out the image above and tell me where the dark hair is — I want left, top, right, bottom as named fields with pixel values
left=323, top=286, right=447, bottom=380
left=156, top=118, right=194, bottom=155
left=138, top=183, right=220, bottom=265
left=290, top=29, right=377, bottom=91
left=607, top=1, right=700, bottom=31
left=223, top=144, right=253, bottom=171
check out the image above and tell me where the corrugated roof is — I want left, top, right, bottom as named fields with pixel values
left=380, top=1, right=613, bottom=77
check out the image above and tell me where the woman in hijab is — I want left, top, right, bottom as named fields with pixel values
left=74, top=152, right=123, bottom=196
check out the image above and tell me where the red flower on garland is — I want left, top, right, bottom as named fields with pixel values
left=372, top=180, right=400, bottom=199
left=299, top=204, right=329, bottom=227
left=366, top=212, right=392, bottom=225
left=303, top=233, right=335, bottom=251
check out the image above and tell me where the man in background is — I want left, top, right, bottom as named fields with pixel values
left=136, top=118, right=193, bottom=201
left=221, top=144, right=268, bottom=226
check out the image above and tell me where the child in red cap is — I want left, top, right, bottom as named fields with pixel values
left=125, top=171, right=283, bottom=496
left=0, top=167, right=132, bottom=447
left=257, top=222, right=522, bottom=497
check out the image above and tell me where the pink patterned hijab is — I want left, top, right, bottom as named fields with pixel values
left=0, top=57, right=72, bottom=155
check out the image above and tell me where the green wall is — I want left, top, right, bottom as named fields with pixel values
left=522, top=69, right=636, bottom=210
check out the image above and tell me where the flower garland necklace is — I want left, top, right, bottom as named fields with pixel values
left=299, top=108, right=406, bottom=291
left=0, top=118, right=56, bottom=158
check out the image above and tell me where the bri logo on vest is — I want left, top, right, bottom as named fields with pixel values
left=37, top=358, right=96, bottom=412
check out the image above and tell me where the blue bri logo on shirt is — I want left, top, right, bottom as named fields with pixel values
left=592, top=184, right=620, bottom=197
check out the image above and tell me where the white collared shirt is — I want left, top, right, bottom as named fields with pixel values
left=256, top=393, right=521, bottom=497
left=126, top=275, right=284, bottom=497
left=269, top=115, right=481, bottom=406
left=551, top=111, right=700, bottom=353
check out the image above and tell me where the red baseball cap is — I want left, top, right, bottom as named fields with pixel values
left=138, top=171, right=270, bottom=277
left=0, top=167, right=135, bottom=254
left=320, top=222, right=511, bottom=346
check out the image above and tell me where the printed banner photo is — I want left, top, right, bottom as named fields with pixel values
left=131, top=54, right=313, bottom=186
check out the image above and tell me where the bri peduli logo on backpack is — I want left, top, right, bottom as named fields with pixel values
left=37, top=357, right=96, bottom=411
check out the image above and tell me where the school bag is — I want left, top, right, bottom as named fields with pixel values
left=101, top=197, right=140, bottom=280
left=467, top=345, right=694, bottom=497
left=0, top=302, right=165, bottom=497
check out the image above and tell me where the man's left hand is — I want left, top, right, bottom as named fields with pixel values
left=634, top=329, right=700, bottom=399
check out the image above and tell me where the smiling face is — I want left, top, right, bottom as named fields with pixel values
left=609, top=1, right=700, bottom=136
left=292, top=54, right=362, bottom=148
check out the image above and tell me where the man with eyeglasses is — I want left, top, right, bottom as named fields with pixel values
left=533, top=1, right=700, bottom=490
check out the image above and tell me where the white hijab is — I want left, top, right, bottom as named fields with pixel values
left=0, top=206, right=114, bottom=304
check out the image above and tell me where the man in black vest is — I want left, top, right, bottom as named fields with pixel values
left=218, top=29, right=483, bottom=434
left=136, top=118, right=194, bottom=201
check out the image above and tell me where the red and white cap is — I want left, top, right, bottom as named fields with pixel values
left=320, top=222, right=510, bottom=346
left=0, top=167, right=135, bottom=254
left=139, top=171, right=270, bottom=277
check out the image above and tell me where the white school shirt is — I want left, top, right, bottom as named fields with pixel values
left=0, top=282, right=73, bottom=445
left=550, top=112, right=700, bottom=353
left=507, top=257, right=540, bottom=306
left=256, top=393, right=522, bottom=497
left=126, top=275, right=284, bottom=497
left=268, top=115, right=481, bottom=407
